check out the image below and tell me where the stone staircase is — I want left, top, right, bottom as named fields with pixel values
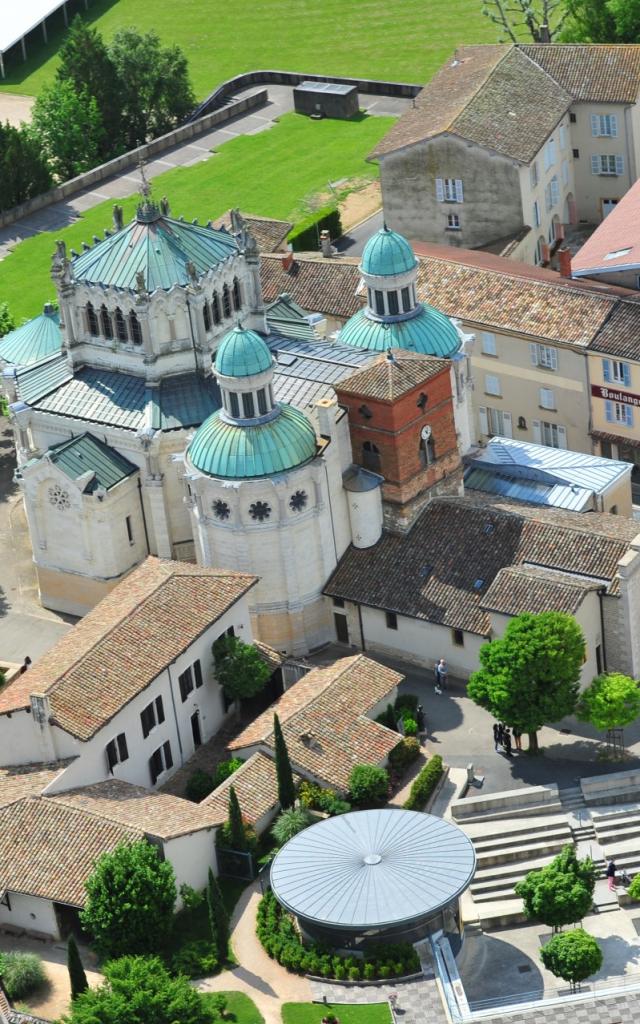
left=591, top=802, right=640, bottom=877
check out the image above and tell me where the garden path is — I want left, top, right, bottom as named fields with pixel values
left=0, top=932, right=101, bottom=1019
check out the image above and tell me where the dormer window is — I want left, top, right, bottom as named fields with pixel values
left=129, top=311, right=142, bottom=345
left=100, top=305, right=113, bottom=340
left=114, top=307, right=128, bottom=343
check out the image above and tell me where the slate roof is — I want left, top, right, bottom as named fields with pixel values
left=324, top=497, right=639, bottom=636
left=260, top=254, right=361, bottom=320
left=520, top=44, right=640, bottom=103
left=269, top=336, right=373, bottom=412
left=589, top=300, right=640, bottom=360
left=200, top=751, right=298, bottom=826
left=480, top=564, right=602, bottom=617
left=42, top=433, right=138, bottom=494
left=0, top=762, right=72, bottom=808
left=0, top=797, right=141, bottom=906
left=266, top=293, right=320, bottom=342
left=336, top=350, right=449, bottom=401
left=230, top=655, right=403, bottom=790
left=0, top=558, right=257, bottom=738
left=213, top=211, right=293, bottom=252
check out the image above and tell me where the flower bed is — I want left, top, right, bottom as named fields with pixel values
left=403, top=755, right=444, bottom=811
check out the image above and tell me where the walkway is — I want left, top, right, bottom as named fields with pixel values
left=0, top=87, right=410, bottom=259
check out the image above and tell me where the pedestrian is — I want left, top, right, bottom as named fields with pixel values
left=513, top=726, right=522, bottom=751
left=416, top=704, right=425, bottom=731
left=503, top=729, right=512, bottom=757
left=607, top=859, right=617, bottom=891
left=19, top=656, right=32, bottom=675
left=497, top=722, right=505, bottom=747
left=434, top=660, right=442, bottom=695
left=493, top=722, right=501, bottom=751
left=437, top=658, right=448, bottom=690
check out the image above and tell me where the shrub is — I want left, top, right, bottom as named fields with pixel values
left=271, top=807, right=313, bottom=846
left=363, top=962, right=376, bottom=980
left=298, top=781, right=350, bottom=816
left=0, top=952, right=46, bottom=999
left=207, top=994, right=227, bottom=1018
left=185, top=770, right=215, bottom=803
left=403, top=717, right=418, bottom=737
left=179, top=883, right=204, bottom=911
left=403, top=755, right=444, bottom=811
left=298, top=780, right=323, bottom=808
left=388, top=737, right=421, bottom=773
left=628, top=875, right=640, bottom=900
left=375, top=704, right=397, bottom=730
left=349, top=764, right=389, bottom=808
left=394, top=694, right=419, bottom=716
left=170, top=940, right=218, bottom=979
left=216, top=818, right=258, bottom=853
left=288, top=205, right=342, bottom=252
left=540, top=928, right=603, bottom=987
left=213, top=758, right=243, bottom=788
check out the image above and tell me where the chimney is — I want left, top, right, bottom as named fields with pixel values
left=281, top=250, right=294, bottom=272
left=558, top=247, right=572, bottom=278
left=539, top=23, right=551, bottom=42
left=320, top=229, right=333, bottom=258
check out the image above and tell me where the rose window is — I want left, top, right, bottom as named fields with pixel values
left=48, top=485, right=71, bottom=509
left=213, top=499, right=230, bottom=520
left=289, top=490, right=308, bottom=512
left=249, top=500, right=271, bottom=522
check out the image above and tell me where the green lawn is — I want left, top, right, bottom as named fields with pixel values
left=0, top=0, right=498, bottom=100
left=0, top=112, right=392, bottom=323
left=203, top=992, right=264, bottom=1024
left=282, top=1003, right=392, bottom=1024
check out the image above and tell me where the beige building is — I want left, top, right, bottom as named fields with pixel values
left=370, top=44, right=640, bottom=263
left=572, top=176, right=640, bottom=289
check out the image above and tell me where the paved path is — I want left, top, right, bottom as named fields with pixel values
left=0, top=931, right=100, bottom=1019
left=0, top=87, right=410, bottom=259
left=0, top=91, right=34, bottom=127
left=335, top=209, right=383, bottom=255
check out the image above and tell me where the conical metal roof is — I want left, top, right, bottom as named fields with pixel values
left=338, top=304, right=460, bottom=357
left=0, top=305, right=61, bottom=367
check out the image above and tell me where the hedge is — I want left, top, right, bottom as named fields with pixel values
left=403, top=755, right=444, bottom=811
left=256, top=891, right=419, bottom=980
left=288, top=205, right=342, bottom=252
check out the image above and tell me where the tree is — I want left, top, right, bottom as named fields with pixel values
left=561, top=0, right=640, bottom=42
left=577, top=673, right=640, bottom=755
left=56, top=16, right=123, bottom=158
left=515, top=845, right=597, bottom=931
left=273, top=713, right=296, bottom=810
left=228, top=785, right=247, bottom=851
left=206, top=869, right=229, bottom=961
left=108, top=29, right=195, bottom=150
left=271, top=807, right=313, bottom=846
left=348, top=764, right=389, bottom=807
left=60, top=955, right=215, bottom=1024
left=540, top=929, right=603, bottom=991
left=32, top=80, right=104, bottom=182
left=482, top=0, right=568, bottom=42
left=0, top=122, right=52, bottom=214
left=80, top=840, right=176, bottom=960
left=0, top=302, right=15, bottom=338
left=212, top=635, right=270, bottom=704
left=468, top=611, right=584, bottom=754
left=67, top=935, right=88, bottom=1001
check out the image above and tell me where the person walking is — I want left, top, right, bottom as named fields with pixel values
left=434, top=660, right=442, bottom=695
left=512, top=726, right=523, bottom=751
left=493, top=722, right=501, bottom=751
left=437, top=659, right=448, bottom=691
left=503, top=729, right=512, bottom=757
left=607, top=859, right=617, bottom=891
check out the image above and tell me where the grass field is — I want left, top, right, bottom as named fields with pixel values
left=0, top=0, right=498, bottom=100
left=203, top=992, right=264, bottom=1024
left=0, top=112, right=393, bottom=322
left=281, top=1003, right=392, bottom=1024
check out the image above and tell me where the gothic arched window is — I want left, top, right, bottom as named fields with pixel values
left=222, top=284, right=232, bottom=318
left=86, top=302, right=99, bottom=336
left=114, top=307, right=128, bottom=342
left=203, top=302, right=211, bottom=332
left=129, top=311, right=142, bottom=345
left=100, top=304, right=113, bottom=340
left=211, top=292, right=221, bottom=325
left=232, top=277, right=242, bottom=311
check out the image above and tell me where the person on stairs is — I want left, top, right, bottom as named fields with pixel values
left=606, top=858, right=617, bottom=891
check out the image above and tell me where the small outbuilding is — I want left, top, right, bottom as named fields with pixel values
left=293, top=81, right=359, bottom=120
left=270, top=807, right=476, bottom=953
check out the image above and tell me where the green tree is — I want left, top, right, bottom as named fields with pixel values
left=0, top=302, right=15, bottom=338
left=80, top=840, right=176, bottom=959
left=348, top=764, right=389, bottom=807
left=56, top=16, right=123, bottom=158
left=60, top=955, right=215, bottom=1024
left=108, top=29, right=196, bottom=150
left=67, top=935, right=88, bottom=1001
left=577, top=673, right=640, bottom=753
left=515, top=845, right=597, bottom=931
left=213, top=635, right=270, bottom=704
left=0, top=122, right=52, bottom=213
left=273, top=713, right=296, bottom=810
left=562, top=0, right=640, bottom=41
left=482, top=0, right=568, bottom=41
left=271, top=807, right=313, bottom=846
left=32, top=80, right=104, bottom=182
left=228, top=785, right=247, bottom=851
left=468, top=611, right=584, bottom=754
left=206, top=869, right=229, bottom=961
left=540, top=929, right=603, bottom=991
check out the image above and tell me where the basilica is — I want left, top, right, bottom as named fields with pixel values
left=2, top=189, right=474, bottom=654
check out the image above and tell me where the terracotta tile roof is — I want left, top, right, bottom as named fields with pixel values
left=0, top=985, right=11, bottom=1017
left=212, top=211, right=292, bottom=252
left=0, top=797, right=140, bottom=906
left=254, top=641, right=285, bottom=674
left=324, top=496, right=638, bottom=635
left=200, top=751, right=298, bottom=826
left=0, top=762, right=72, bottom=808
left=229, top=655, right=403, bottom=791
left=260, top=253, right=361, bottom=321
left=520, top=44, right=640, bottom=103
left=49, top=780, right=216, bottom=840
left=481, top=565, right=603, bottom=617
left=336, top=350, right=449, bottom=401
left=0, top=558, right=257, bottom=738
left=573, top=179, right=640, bottom=278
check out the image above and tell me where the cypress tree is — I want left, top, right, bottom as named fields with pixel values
left=228, top=786, right=247, bottom=851
left=207, top=868, right=229, bottom=960
left=206, top=872, right=220, bottom=963
left=273, top=713, right=295, bottom=810
left=67, top=934, right=88, bottom=1000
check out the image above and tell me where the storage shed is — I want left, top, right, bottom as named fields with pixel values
left=293, top=81, right=359, bottom=119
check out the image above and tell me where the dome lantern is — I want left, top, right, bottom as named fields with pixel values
left=214, top=324, right=277, bottom=423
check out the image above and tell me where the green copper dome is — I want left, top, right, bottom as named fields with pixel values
left=361, top=227, right=417, bottom=277
left=338, top=304, right=460, bottom=357
left=188, top=405, right=317, bottom=479
left=215, top=326, right=273, bottom=378
left=0, top=305, right=61, bottom=366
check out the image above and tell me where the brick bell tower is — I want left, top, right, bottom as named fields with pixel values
left=335, top=349, right=463, bottom=531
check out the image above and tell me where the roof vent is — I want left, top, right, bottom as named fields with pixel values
left=483, top=523, right=495, bottom=535
left=473, top=578, right=485, bottom=590
left=419, top=564, right=432, bottom=578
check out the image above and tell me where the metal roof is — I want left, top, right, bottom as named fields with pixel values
left=268, top=336, right=374, bottom=410
left=44, top=433, right=138, bottom=493
left=215, top=326, right=273, bottom=378
left=338, top=304, right=460, bottom=357
left=361, top=227, right=417, bottom=277
left=13, top=352, right=72, bottom=405
left=0, top=305, right=61, bottom=367
left=296, top=81, right=357, bottom=96
left=270, top=808, right=476, bottom=930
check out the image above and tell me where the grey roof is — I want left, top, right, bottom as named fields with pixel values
left=13, top=352, right=72, bottom=405
left=270, top=808, right=476, bottom=930
left=296, top=81, right=357, bottom=95
left=269, top=335, right=374, bottom=411
left=42, top=433, right=138, bottom=493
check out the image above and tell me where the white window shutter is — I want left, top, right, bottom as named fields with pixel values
left=611, top=114, right=618, bottom=137
left=435, top=178, right=445, bottom=202
left=455, top=179, right=464, bottom=203
left=551, top=178, right=560, bottom=206
left=557, top=425, right=568, bottom=449
left=616, top=155, right=624, bottom=175
left=591, top=115, right=600, bottom=137
left=591, top=155, right=600, bottom=175
left=538, top=387, right=545, bottom=407
left=532, top=419, right=542, bottom=443
left=479, top=406, right=489, bottom=435
left=502, top=411, right=513, bottom=438
left=530, top=342, right=539, bottom=366
left=550, top=348, right=558, bottom=370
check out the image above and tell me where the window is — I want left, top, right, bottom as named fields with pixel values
left=534, top=420, right=567, bottom=448
left=591, top=154, right=624, bottom=175
left=600, top=440, right=613, bottom=459
left=222, top=284, right=231, bottom=318
left=606, top=400, right=633, bottom=427
left=257, top=388, right=268, bottom=415
left=374, top=290, right=385, bottom=315
left=530, top=161, right=539, bottom=188
left=591, top=114, right=618, bottom=137
left=125, top=515, right=134, bottom=544
left=401, top=287, right=412, bottom=312
left=179, top=666, right=194, bottom=702
left=573, top=148, right=580, bottom=159
left=484, top=374, right=501, bottom=396
left=362, top=440, right=381, bottom=472
left=544, top=137, right=556, bottom=171
left=242, top=392, right=255, bottom=418
left=114, top=307, right=128, bottom=342
left=203, top=302, right=211, bottom=332
left=100, top=305, right=113, bottom=340
left=232, top=277, right=242, bottom=311
left=385, top=611, right=398, bottom=630
left=435, top=178, right=463, bottom=202
left=446, top=213, right=461, bottom=230
left=106, top=732, right=129, bottom=772
left=452, top=628, right=464, bottom=647
left=211, top=292, right=221, bottom=324
left=570, top=112, right=577, bottom=124
left=539, top=387, right=555, bottom=410
left=561, top=160, right=569, bottom=186
left=140, top=695, right=165, bottom=738
left=129, top=311, right=142, bottom=345
left=481, top=332, right=497, bottom=356
left=479, top=407, right=513, bottom=438
left=559, top=124, right=567, bottom=150
left=550, top=176, right=560, bottom=207
left=603, top=358, right=631, bottom=386
left=333, top=597, right=345, bottom=608
left=86, top=302, right=99, bottom=336
left=194, top=660, right=203, bottom=688
left=530, top=343, right=558, bottom=370
left=388, top=290, right=399, bottom=315
left=229, top=391, right=240, bottom=417
left=149, top=746, right=166, bottom=785
left=533, top=200, right=541, bottom=228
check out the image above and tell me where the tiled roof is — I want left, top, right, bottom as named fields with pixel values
left=0, top=558, right=257, bottom=737
left=0, top=797, right=141, bottom=906
left=589, top=300, right=640, bottom=360
left=481, top=565, right=602, bottom=617
left=520, top=44, right=640, bottom=103
left=42, top=433, right=138, bottom=494
left=0, top=762, right=72, bottom=808
left=213, top=211, right=292, bottom=252
left=260, top=254, right=361, bottom=320
left=254, top=641, right=285, bottom=674
left=230, top=655, right=403, bottom=790
left=324, top=497, right=638, bottom=635
left=49, top=780, right=215, bottom=839
left=200, top=751, right=297, bottom=826
left=336, top=350, right=449, bottom=401
left=573, top=178, right=640, bottom=277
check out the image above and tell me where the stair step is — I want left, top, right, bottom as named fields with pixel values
left=476, top=836, right=571, bottom=867
left=453, top=800, right=562, bottom=824
left=474, top=898, right=528, bottom=929
left=473, top=854, right=556, bottom=883
left=473, top=826, right=571, bottom=854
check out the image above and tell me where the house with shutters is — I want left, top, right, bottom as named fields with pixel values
left=370, top=44, right=640, bottom=264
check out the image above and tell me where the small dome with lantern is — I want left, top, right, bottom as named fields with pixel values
left=361, top=226, right=417, bottom=277
left=215, top=325, right=273, bottom=378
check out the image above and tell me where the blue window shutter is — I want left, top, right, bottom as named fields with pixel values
left=603, top=359, right=611, bottom=382
left=611, top=114, right=618, bottom=138
left=616, top=155, right=624, bottom=175
left=605, top=401, right=614, bottom=423
left=623, top=362, right=631, bottom=387
left=626, top=405, right=634, bottom=427
left=591, top=114, right=599, bottom=137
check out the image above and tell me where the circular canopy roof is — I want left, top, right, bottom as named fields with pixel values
left=0, top=304, right=60, bottom=367
left=338, top=305, right=460, bottom=358
left=270, top=808, right=476, bottom=930
left=215, top=326, right=273, bottom=378
left=361, top=227, right=417, bottom=277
